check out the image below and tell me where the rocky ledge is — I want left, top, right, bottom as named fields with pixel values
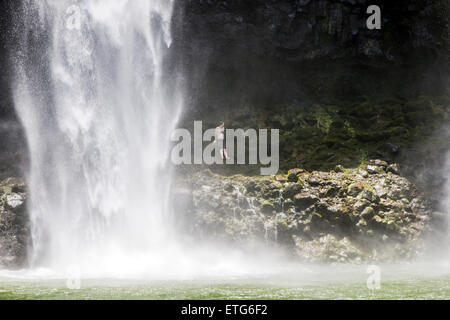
left=0, top=161, right=447, bottom=266
left=0, top=177, right=29, bottom=268
left=183, top=160, right=446, bottom=263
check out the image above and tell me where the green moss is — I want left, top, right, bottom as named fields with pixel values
left=198, top=94, right=450, bottom=174
left=344, top=120, right=356, bottom=138
left=313, top=105, right=335, bottom=135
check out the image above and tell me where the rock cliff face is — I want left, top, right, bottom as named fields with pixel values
left=0, top=177, right=29, bottom=268
left=184, top=161, right=444, bottom=263
left=173, top=0, right=449, bottom=112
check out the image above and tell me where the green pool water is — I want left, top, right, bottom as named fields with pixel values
left=0, top=277, right=449, bottom=300
left=1, top=262, right=449, bottom=300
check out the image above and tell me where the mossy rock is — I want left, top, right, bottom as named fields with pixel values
left=294, top=193, right=318, bottom=210
left=287, top=168, right=305, bottom=183
left=347, top=183, right=363, bottom=197
left=284, top=183, right=303, bottom=199
left=361, top=207, right=375, bottom=219
left=260, top=200, right=275, bottom=215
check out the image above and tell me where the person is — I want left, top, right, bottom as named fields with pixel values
left=215, top=121, right=231, bottom=160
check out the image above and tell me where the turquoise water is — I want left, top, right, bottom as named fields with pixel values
left=1, top=262, right=449, bottom=300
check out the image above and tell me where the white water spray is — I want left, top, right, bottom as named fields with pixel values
left=13, top=0, right=183, bottom=275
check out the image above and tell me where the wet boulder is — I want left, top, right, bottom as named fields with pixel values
left=0, top=177, right=29, bottom=269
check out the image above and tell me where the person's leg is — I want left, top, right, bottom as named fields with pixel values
left=223, top=148, right=230, bottom=160
left=218, top=140, right=225, bottom=160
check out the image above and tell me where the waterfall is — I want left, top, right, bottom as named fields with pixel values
left=12, top=0, right=183, bottom=275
